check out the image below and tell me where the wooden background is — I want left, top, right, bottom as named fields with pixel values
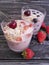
left=0, top=0, right=49, bottom=65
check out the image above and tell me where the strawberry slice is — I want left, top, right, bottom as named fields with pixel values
left=16, top=37, right=22, bottom=41
left=24, top=25, right=29, bottom=30
left=22, top=48, right=35, bottom=59
left=37, top=31, right=47, bottom=43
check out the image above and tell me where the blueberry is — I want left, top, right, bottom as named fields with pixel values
left=32, top=18, right=38, bottom=23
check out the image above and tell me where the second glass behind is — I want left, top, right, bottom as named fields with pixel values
left=21, top=5, right=46, bottom=35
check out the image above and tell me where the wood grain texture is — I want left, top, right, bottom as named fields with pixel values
left=0, top=0, right=49, bottom=63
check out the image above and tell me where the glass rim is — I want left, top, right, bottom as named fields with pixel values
left=22, top=5, right=46, bottom=16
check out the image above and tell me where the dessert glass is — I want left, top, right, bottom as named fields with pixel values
left=1, top=19, right=34, bottom=52
left=21, top=5, right=46, bottom=35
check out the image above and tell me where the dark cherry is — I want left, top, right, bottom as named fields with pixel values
left=24, top=10, right=31, bottom=16
left=8, top=20, right=17, bottom=29
left=32, top=18, right=38, bottom=23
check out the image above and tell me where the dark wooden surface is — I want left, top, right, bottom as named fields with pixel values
left=0, top=0, right=49, bottom=64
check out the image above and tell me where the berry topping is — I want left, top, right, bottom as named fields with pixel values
left=46, top=26, right=49, bottom=34
left=24, top=25, right=29, bottom=30
left=37, top=31, right=47, bottom=43
left=24, top=10, right=31, bottom=16
left=8, top=20, right=17, bottom=29
left=32, top=18, right=38, bottom=23
left=16, top=37, right=22, bottom=41
left=21, top=48, right=35, bottom=59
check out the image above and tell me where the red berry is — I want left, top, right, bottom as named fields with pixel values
left=37, top=31, right=47, bottom=43
left=24, top=10, right=31, bottom=16
left=46, top=26, right=49, bottom=34
left=22, top=48, right=35, bottom=59
left=8, top=20, right=17, bottom=29
left=41, top=22, right=46, bottom=28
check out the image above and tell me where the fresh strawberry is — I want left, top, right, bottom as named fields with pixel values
left=8, top=20, right=17, bottom=29
left=21, top=48, right=35, bottom=59
left=37, top=31, right=47, bottom=43
left=41, top=22, right=46, bottom=28
left=46, top=26, right=49, bottom=34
